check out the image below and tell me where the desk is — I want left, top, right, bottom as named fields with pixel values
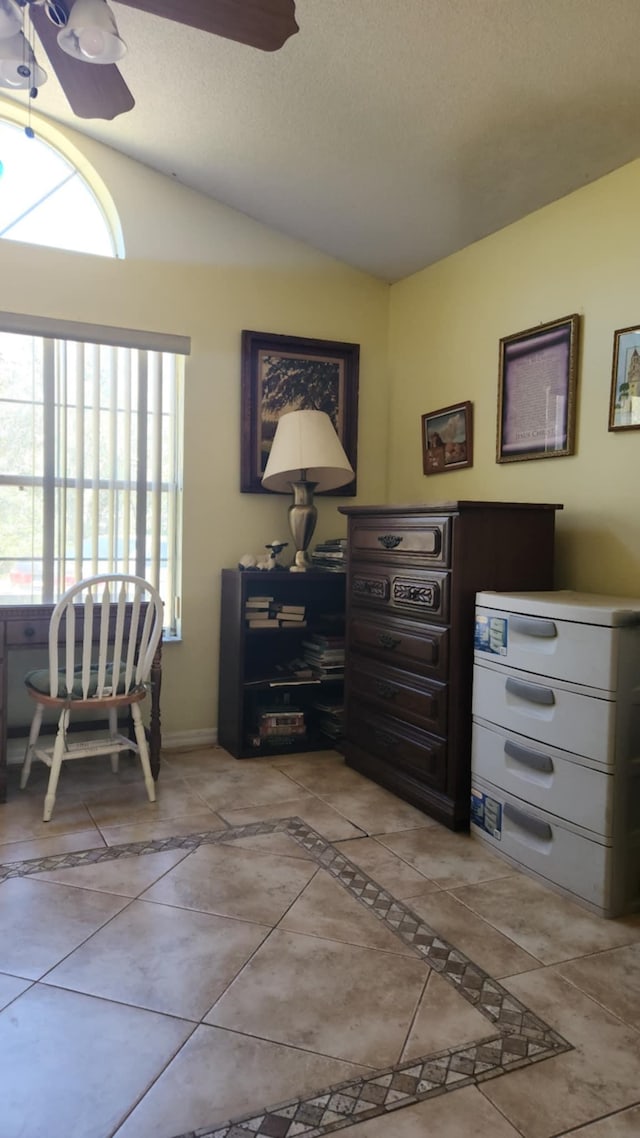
left=0, top=603, right=162, bottom=803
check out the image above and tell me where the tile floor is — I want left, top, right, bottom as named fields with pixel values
left=1, top=746, right=639, bottom=1138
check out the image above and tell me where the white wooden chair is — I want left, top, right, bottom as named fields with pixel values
left=20, top=574, right=163, bottom=822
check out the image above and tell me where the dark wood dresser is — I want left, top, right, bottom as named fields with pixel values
left=337, top=501, right=562, bottom=830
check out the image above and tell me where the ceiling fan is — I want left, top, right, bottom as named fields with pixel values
left=0, top=0, right=299, bottom=120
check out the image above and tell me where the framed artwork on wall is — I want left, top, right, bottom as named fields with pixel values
left=496, top=314, right=580, bottom=463
left=609, top=324, right=640, bottom=431
left=240, top=329, right=359, bottom=494
left=421, top=400, right=473, bottom=474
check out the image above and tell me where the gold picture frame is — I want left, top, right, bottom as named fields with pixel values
left=609, top=324, right=640, bottom=431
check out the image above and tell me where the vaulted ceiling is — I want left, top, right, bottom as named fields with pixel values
left=4, top=0, right=640, bottom=281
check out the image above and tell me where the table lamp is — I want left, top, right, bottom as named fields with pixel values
left=261, top=409, right=354, bottom=571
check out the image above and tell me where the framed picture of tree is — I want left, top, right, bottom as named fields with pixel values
left=240, top=330, right=360, bottom=494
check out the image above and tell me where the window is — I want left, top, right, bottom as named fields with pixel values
left=0, top=313, right=188, bottom=637
left=0, top=116, right=120, bottom=257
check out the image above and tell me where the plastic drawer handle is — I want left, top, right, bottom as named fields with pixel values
left=504, top=739, right=554, bottom=773
left=505, top=676, right=555, bottom=705
left=509, top=616, right=557, bottom=638
left=504, top=802, right=552, bottom=842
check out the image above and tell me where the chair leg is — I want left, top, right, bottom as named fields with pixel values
left=131, top=703, right=156, bottom=803
left=108, top=708, right=119, bottom=773
left=43, top=708, right=69, bottom=823
left=21, top=704, right=45, bottom=790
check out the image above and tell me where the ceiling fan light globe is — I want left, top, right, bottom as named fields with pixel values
left=57, top=0, right=127, bottom=64
left=0, top=31, right=46, bottom=88
left=0, top=0, right=22, bottom=40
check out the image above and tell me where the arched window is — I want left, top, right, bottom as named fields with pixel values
left=0, top=112, right=122, bottom=257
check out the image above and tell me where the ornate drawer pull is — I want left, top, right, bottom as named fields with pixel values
left=393, top=580, right=440, bottom=608
left=377, top=534, right=403, bottom=549
left=378, top=632, right=401, bottom=650
left=24, top=626, right=35, bottom=638
left=353, top=576, right=388, bottom=599
left=374, top=680, right=397, bottom=700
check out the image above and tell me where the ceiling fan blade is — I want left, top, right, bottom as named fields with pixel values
left=29, top=5, right=135, bottom=120
left=118, top=0, right=298, bottom=51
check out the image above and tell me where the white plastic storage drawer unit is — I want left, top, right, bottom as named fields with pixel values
left=471, top=590, right=640, bottom=918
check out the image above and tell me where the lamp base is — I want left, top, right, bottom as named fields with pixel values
left=290, top=549, right=312, bottom=572
left=288, top=480, right=317, bottom=572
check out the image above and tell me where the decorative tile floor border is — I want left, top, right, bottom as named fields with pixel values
left=0, top=818, right=573, bottom=1138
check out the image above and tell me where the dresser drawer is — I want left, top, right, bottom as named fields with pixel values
left=349, top=656, right=447, bottom=736
left=350, top=563, right=449, bottom=622
left=470, top=773, right=622, bottom=916
left=348, top=702, right=447, bottom=791
left=349, top=611, right=448, bottom=679
left=472, top=660, right=616, bottom=765
left=350, top=515, right=450, bottom=567
left=475, top=604, right=622, bottom=691
left=472, top=718, right=613, bottom=836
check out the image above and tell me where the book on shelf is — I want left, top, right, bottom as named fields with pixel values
left=248, top=730, right=307, bottom=748
left=273, top=603, right=306, bottom=615
left=274, top=657, right=314, bottom=679
left=259, top=707, right=304, bottom=722
left=310, top=559, right=346, bottom=572
left=302, top=647, right=345, bottom=664
left=304, top=630, right=345, bottom=646
left=247, top=617, right=280, bottom=628
left=314, top=538, right=347, bottom=550
left=277, top=613, right=307, bottom=624
left=245, top=596, right=275, bottom=607
left=259, top=722, right=307, bottom=737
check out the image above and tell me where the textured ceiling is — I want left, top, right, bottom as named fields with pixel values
left=4, top=0, right=640, bottom=281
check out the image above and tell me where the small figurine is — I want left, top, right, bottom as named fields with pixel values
left=238, top=553, right=257, bottom=570
left=256, top=540, right=289, bottom=570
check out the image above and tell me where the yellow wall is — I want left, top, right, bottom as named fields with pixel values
left=387, top=159, right=640, bottom=596
left=4, top=101, right=640, bottom=740
left=0, top=105, right=390, bottom=738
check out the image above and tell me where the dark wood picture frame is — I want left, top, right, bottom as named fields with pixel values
left=421, top=400, right=473, bottom=475
left=609, top=324, right=640, bottom=431
left=240, top=330, right=360, bottom=494
left=496, top=314, right=580, bottom=463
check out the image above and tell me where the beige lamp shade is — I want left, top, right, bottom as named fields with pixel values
left=262, top=409, right=354, bottom=492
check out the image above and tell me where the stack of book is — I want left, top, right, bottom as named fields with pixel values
left=244, top=595, right=278, bottom=628
left=245, top=597, right=308, bottom=628
left=301, top=631, right=345, bottom=679
left=313, top=698, right=345, bottom=740
left=273, top=656, right=314, bottom=679
left=249, top=704, right=306, bottom=748
left=271, top=602, right=307, bottom=628
left=310, top=537, right=347, bottom=571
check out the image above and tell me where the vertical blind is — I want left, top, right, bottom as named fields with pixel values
left=0, top=312, right=189, bottom=636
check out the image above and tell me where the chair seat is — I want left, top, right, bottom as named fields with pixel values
left=20, top=573, right=164, bottom=821
left=25, top=664, right=130, bottom=700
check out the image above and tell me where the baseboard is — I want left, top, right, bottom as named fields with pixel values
left=161, top=728, right=218, bottom=752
